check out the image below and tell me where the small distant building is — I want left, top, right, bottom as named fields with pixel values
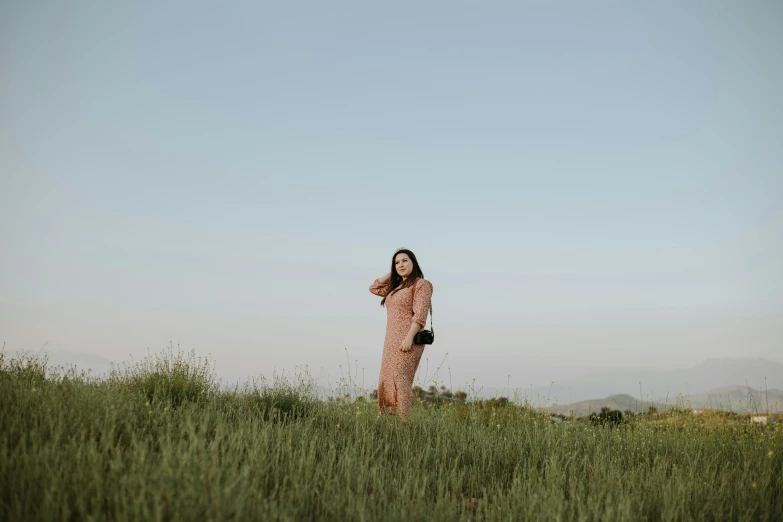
left=750, top=414, right=782, bottom=425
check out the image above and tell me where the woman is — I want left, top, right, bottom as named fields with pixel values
left=369, top=249, right=434, bottom=421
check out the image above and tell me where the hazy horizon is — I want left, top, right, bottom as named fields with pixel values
left=2, top=2, right=781, bottom=393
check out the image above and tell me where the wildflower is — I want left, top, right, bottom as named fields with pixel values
left=768, top=451, right=774, bottom=458
left=751, top=482, right=757, bottom=489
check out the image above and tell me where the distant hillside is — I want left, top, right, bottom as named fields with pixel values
left=535, top=358, right=783, bottom=404
left=12, top=349, right=116, bottom=377
left=686, top=386, right=783, bottom=412
left=546, top=386, right=783, bottom=416
left=547, top=394, right=666, bottom=417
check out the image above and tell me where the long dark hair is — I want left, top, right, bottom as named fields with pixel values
left=380, top=248, right=424, bottom=306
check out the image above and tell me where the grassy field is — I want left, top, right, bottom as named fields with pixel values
left=1, top=348, right=781, bottom=522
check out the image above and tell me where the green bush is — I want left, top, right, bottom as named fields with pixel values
left=108, top=344, right=216, bottom=407
left=241, top=369, right=318, bottom=421
left=0, top=349, right=48, bottom=387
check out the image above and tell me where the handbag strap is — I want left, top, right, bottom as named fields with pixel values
left=410, top=278, right=434, bottom=332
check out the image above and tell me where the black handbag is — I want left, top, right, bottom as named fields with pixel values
left=411, top=281, right=435, bottom=345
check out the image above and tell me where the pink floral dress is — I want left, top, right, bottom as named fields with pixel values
left=369, top=277, right=434, bottom=420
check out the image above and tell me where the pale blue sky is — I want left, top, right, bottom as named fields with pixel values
left=1, top=1, right=781, bottom=392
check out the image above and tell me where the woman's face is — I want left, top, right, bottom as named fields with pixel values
left=395, top=253, right=413, bottom=279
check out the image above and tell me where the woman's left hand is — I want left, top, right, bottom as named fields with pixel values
left=401, top=336, right=414, bottom=352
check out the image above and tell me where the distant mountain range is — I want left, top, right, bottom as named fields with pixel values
left=32, top=349, right=114, bottom=377
left=687, top=385, right=783, bottom=412
left=519, top=358, right=783, bottom=405
left=547, top=385, right=783, bottom=416
left=547, top=394, right=663, bottom=417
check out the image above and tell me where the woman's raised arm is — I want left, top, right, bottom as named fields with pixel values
left=370, top=272, right=392, bottom=297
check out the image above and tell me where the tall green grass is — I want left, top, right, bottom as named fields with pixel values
left=1, top=348, right=780, bottom=521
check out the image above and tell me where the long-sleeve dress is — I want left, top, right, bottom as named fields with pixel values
left=369, top=277, right=434, bottom=420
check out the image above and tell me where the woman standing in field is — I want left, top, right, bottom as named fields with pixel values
left=369, top=249, right=434, bottom=421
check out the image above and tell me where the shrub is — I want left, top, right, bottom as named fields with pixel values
left=108, top=345, right=216, bottom=407
left=0, top=349, right=49, bottom=387
left=240, top=368, right=318, bottom=421
left=589, top=406, right=625, bottom=426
